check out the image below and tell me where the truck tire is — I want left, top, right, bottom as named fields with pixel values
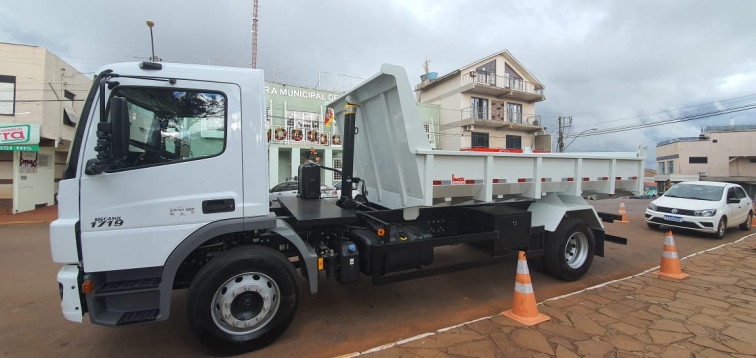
left=186, top=245, right=300, bottom=355
left=544, top=218, right=595, bottom=281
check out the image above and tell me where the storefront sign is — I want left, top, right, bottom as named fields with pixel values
left=0, top=145, right=39, bottom=151
left=0, top=123, right=40, bottom=151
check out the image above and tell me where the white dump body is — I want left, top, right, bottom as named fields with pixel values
left=329, top=64, right=645, bottom=210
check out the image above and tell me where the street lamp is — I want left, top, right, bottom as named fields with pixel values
left=562, top=127, right=598, bottom=151
left=146, top=19, right=157, bottom=62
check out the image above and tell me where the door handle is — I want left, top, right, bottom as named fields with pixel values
left=202, top=199, right=235, bottom=214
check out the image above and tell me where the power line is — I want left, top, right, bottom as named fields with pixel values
left=566, top=102, right=756, bottom=138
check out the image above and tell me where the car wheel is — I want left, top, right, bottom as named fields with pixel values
left=740, top=211, right=753, bottom=231
left=714, top=218, right=727, bottom=239
left=544, top=218, right=595, bottom=281
left=646, top=222, right=660, bottom=230
left=186, top=246, right=300, bottom=355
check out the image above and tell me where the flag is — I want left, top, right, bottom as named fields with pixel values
left=325, top=107, right=334, bottom=127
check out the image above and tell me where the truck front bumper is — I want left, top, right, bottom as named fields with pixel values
left=58, top=265, right=83, bottom=323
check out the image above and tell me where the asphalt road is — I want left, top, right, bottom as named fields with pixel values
left=1, top=198, right=751, bottom=357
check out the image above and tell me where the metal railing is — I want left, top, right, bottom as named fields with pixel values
left=461, top=72, right=543, bottom=95
left=267, top=125, right=342, bottom=146
left=461, top=107, right=541, bottom=126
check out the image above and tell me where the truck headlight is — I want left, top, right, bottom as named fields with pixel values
left=648, top=203, right=658, bottom=211
left=694, top=209, right=716, bottom=217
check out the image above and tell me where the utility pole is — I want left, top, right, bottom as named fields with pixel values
left=557, top=116, right=572, bottom=152
left=251, top=0, right=259, bottom=68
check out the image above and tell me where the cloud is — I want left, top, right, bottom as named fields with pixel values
left=2, top=0, right=754, bottom=168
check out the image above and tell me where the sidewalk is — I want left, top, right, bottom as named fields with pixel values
left=351, top=233, right=756, bottom=358
left=0, top=205, right=57, bottom=225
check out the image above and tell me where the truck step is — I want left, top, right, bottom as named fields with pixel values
left=116, top=308, right=159, bottom=325
left=97, top=277, right=161, bottom=294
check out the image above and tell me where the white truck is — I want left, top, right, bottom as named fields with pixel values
left=50, top=62, right=644, bottom=354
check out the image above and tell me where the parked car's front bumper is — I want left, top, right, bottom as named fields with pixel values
left=644, top=209, right=718, bottom=233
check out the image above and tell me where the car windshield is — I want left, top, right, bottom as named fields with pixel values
left=664, top=184, right=723, bottom=201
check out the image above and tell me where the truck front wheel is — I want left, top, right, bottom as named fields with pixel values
left=544, top=218, right=595, bottom=281
left=186, top=246, right=300, bottom=355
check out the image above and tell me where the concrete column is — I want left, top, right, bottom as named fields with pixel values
left=291, top=148, right=300, bottom=180
left=324, top=149, right=333, bottom=186
left=269, top=146, right=279, bottom=189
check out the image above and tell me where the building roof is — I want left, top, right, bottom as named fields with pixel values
left=656, top=124, right=756, bottom=147
left=418, top=49, right=544, bottom=92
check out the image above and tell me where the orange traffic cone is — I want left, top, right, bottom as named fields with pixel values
left=501, top=251, right=550, bottom=325
left=653, top=231, right=689, bottom=279
left=617, top=200, right=629, bottom=223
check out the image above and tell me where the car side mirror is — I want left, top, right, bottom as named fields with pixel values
left=727, top=197, right=740, bottom=204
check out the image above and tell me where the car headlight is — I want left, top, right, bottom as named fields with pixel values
left=694, top=209, right=716, bottom=217
left=648, top=203, right=658, bottom=211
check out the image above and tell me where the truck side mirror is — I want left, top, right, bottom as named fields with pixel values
left=85, top=96, right=130, bottom=175
left=109, top=96, right=130, bottom=160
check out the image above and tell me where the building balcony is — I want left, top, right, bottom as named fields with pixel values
left=450, top=108, right=543, bottom=133
left=267, top=125, right=343, bottom=147
left=461, top=72, right=545, bottom=103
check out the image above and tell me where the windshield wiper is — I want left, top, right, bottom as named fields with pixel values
left=688, top=196, right=714, bottom=201
left=665, top=194, right=680, bottom=198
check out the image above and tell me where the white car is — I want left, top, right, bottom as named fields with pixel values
left=645, top=181, right=753, bottom=239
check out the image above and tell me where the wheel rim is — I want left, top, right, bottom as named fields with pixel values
left=747, top=214, right=753, bottom=229
left=718, top=220, right=726, bottom=236
left=564, top=231, right=589, bottom=269
left=211, top=272, right=280, bottom=335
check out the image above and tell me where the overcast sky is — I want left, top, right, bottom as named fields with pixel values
left=2, top=0, right=755, bottom=167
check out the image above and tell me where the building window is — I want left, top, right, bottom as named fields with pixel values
left=688, top=157, right=708, bottom=164
left=667, top=160, right=675, bottom=174
left=507, top=103, right=522, bottom=124
left=423, top=123, right=434, bottom=144
left=506, top=135, right=522, bottom=149
left=286, top=110, right=319, bottom=133
left=0, top=75, right=16, bottom=115
left=659, top=162, right=665, bottom=175
left=332, top=157, right=343, bottom=181
left=475, top=60, right=496, bottom=85
left=471, top=132, right=489, bottom=148
left=505, top=64, right=523, bottom=90
left=471, top=97, right=488, bottom=119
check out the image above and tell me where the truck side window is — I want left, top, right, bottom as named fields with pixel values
left=108, top=87, right=227, bottom=170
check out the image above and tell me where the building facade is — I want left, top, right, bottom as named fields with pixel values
left=0, top=43, right=91, bottom=213
left=655, top=125, right=756, bottom=196
left=415, top=50, right=551, bottom=152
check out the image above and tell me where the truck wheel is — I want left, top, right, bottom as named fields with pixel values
left=544, top=218, right=595, bottom=281
left=186, top=246, right=300, bottom=355
left=740, top=211, right=752, bottom=231
left=714, top=218, right=727, bottom=239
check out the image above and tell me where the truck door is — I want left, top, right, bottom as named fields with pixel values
left=78, top=78, right=244, bottom=273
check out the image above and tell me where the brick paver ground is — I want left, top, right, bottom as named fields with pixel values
left=352, top=234, right=756, bottom=358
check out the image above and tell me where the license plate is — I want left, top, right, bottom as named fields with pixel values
left=664, top=215, right=683, bottom=222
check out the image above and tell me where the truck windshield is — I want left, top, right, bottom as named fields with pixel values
left=109, top=87, right=227, bottom=169
left=664, top=184, right=723, bottom=201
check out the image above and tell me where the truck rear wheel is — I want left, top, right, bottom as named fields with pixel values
left=544, top=218, right=595, bottom=281
left=186, top=246, right=300, bottom=355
